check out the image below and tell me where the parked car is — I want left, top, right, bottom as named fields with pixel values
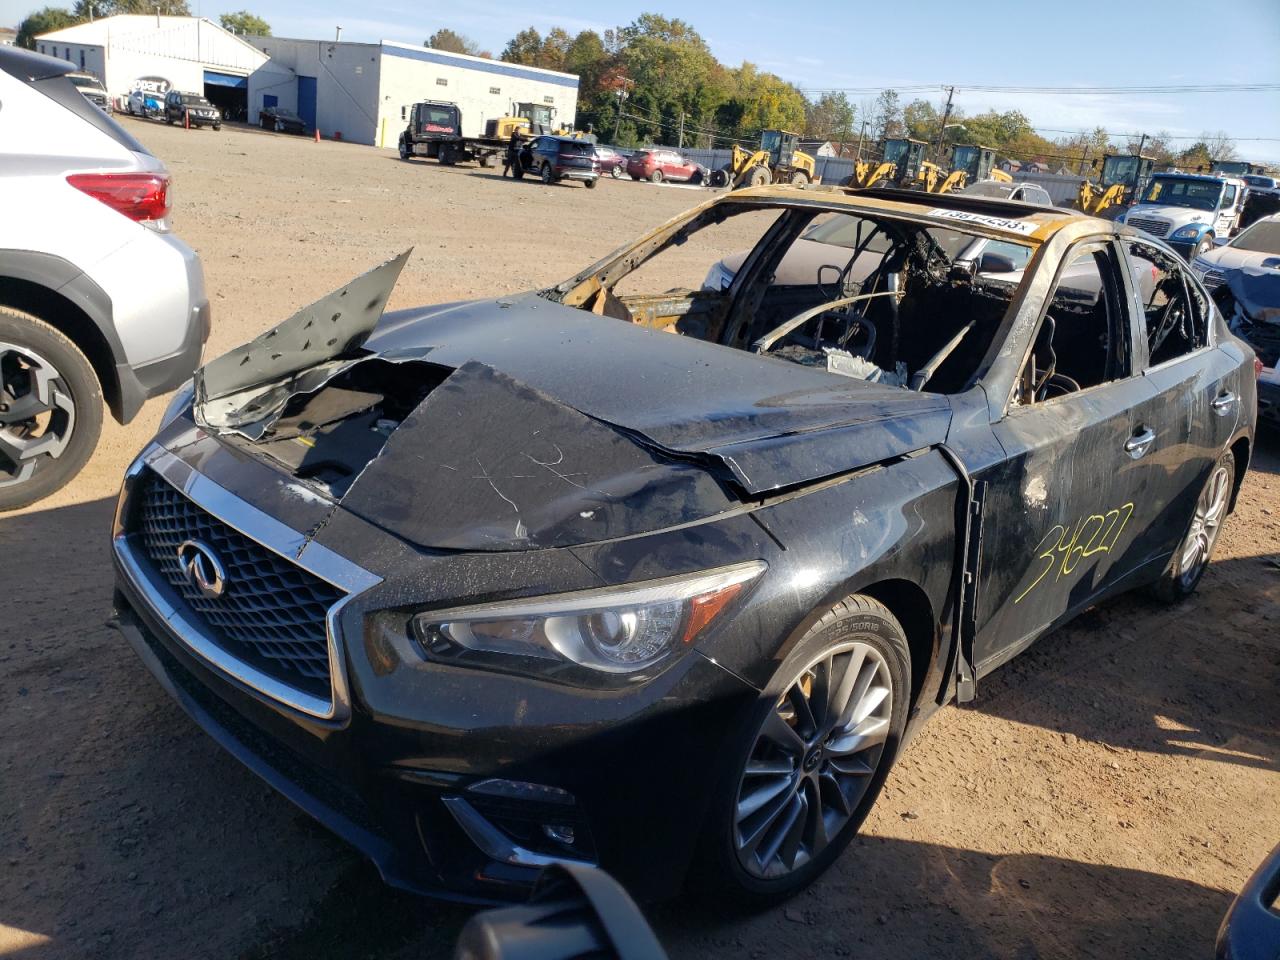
left=1190, top=212, right=1280, bottom=284
left=164, top=90, right=221, bottom=129
left=960, top=179, right=1053, bottom=205
left=1242, top=174, right=1279, bottom=196
left=593, top=144, right=628, bottom=179
left=626, top=148, right=707, bottom=184
left=125, top=87, right=164, bottom=119
left=66, top=70, right=110, bottom=113
left=1117, top=172, right=1247, bottom=259
left=0, top=46, right=208, bottom=509
left=112, top=187, right=1253, bottom=906
left=515, top=135, right=600, bottom=188
left=259, top=105, right=306, bottom=135
left=1217, top=842, right=1280, bottom=960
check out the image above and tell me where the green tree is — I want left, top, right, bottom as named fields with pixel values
left=804, top=91, right=854, bottom=141
left=873, top=88, right=902, bottom=140
left=426, top=28, right=480, bottom=55
left=17, top=6, right=78, bottom=48
left=901, top=98, right=940, bottom=141
left=501, top=27, right=543, bottom=65
left=103, top=0, right=191, bottom=13
left=219, top=10, right=270, bottom=36
left=537, top=27, right=572, bottom=71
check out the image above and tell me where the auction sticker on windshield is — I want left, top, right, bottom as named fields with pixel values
left=928, top=209, right=1039, bottom=235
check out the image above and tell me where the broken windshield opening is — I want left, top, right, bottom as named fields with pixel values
left=556, top=202, right=1031, bottom=396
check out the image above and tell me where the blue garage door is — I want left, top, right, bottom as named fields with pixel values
left=297, top=75, right=317, bottom=132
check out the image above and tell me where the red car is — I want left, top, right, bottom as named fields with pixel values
left=593, top=145, right=628, bottom=179
left=626, top=148, right=707, bottom=185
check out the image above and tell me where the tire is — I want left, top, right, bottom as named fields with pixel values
left=439, top=144, right=458, bottom=166
left=0, top=307, right=103, bottom=512
left=710, top=168, right=729, bottom=188
left=790, top=171, right=810, bottom=186
left=541, top=162, right=554, bottom=185
left=649, top=169, right=664, bottom=183
left=213, top=124, right=222, bottom=131
left=693, top=594, right=910, bottom=903
left=479, top=153, right=494, bottom=168
left=1149, top=450, right=1235, bottom=602
left=584, top=177, right=598, bottom=189
left=689, top=169, right=704, bottom=186
left=1193, top=235, right=1214, bottom=260
left=610, top=164, right=624, bottom=179
left=398, top=138, right=410, bottom=161
left=745, top=166, right=770, bottom=188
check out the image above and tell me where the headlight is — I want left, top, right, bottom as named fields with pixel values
left=159, top=379, right=194, bottom=428
left=1191, top=257, right=1212, bottom=277
left=1171, top=225, right=1203, bottom=240
left=412, top=561, right=765, bottom=677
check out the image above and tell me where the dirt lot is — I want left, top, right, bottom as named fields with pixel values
left=2, top=121, right=1277, bottom=960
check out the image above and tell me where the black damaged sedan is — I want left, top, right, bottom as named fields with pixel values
left=111, top=186, right=1257, bottom=903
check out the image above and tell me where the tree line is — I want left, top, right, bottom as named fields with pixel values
left=440, top=14, right=1238, bottom=168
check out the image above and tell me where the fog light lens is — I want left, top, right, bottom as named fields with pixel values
left=543, top=824, right=576, bottom=846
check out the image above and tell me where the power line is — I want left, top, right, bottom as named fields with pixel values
left=802, top=81, right=1280, bottom=95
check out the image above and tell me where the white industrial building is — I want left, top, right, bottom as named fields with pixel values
left=34, top=15, right=286, bottom=119
left=244, top=38, right=579, bottom=146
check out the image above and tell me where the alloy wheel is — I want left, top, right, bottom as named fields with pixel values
left=0, top=342, right=76, bottom=488
left=734, top=641, right=892, bottom=880
left=1178, top=464, right=1230, bottom=589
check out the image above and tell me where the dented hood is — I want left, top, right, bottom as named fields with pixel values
left=364, top=293, right=953, bottom=494
left=194, top=262, right=952, bottom=552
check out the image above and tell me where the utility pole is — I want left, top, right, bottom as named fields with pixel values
left=678, top=111, right=685, bottom=149
left=335, top=25, right=343, bottom=42
left=855, top=119, right=868, bottom=161
left=933, top=85, right=955, bottom=162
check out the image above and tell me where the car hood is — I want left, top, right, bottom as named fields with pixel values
left=1200, top=245, right=1279, bottom=272
left=193, top=257, right=952, bottom=552
left=1127, top=204, right=1213, bottom=226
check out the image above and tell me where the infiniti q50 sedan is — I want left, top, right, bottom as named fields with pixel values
left=110, top=186, right=1256, bottom=904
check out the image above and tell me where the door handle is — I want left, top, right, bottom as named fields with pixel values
left=1212, top=391, right=1237, bottom=416
left=1125, top=426, right=1156, bottom=459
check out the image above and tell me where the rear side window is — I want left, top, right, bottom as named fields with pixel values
left=1124, top=240, right=1209, bottom=366
left=0, top=48, right=150, bottom=156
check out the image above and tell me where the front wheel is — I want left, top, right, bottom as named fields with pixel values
left=1150, top=451, right=1234, bottom=602
left=695, top=594, right=909, bottom=902
left=0, top=307, right=103, bottom=512
left=791, top=170, right=810, bottom=186
left=610, top=164, right=624, bottom=179
left=1193, top=235, right=1214, bottom=260
left=584, top=177, right=598, bottom=189
left=540, top=162, right=554, bottom=184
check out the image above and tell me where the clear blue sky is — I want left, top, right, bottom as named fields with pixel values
left=8, top=0, right=1279, bottom=161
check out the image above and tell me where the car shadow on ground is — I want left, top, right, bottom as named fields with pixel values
left=972, top=551, right=1279, bottom=774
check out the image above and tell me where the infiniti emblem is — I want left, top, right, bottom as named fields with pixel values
left=177, top=539, right=227, bottom=599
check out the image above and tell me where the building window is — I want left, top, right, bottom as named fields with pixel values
left=79, top=49, right=85, bottom=69
left=436, top=78, right=447, bottom=86
left=489, top=86, right=500, bottom=95
left=543, top=96, right=554, bottom=104
left=65, top=48, right=71, bottom=60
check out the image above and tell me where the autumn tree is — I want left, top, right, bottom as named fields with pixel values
left=220, top=10, right=270, bottom=36
left=804, top=91, right=854, bottom=141
left=427, top=28, right=481, bottom=55
left=501, top=27, right=544, bottom=65
left=873, top=89, right=903, bottom=140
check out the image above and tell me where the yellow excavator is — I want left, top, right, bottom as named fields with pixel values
left=842, top=137, right=964, bottom=193
left=948, top=144, right=1011, bottom=187
left=1074, top=154, right=1154, bottom=216
left=711, top=130, right=820, bottom=188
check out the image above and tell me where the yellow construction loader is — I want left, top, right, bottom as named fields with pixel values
left=948, top=144, right=1011, bottom=187
left=1074, top=154, right=1154, bottom=216
left=843, top=138, right=964, bottom=193
left=710, top=130, right=819, bottom=188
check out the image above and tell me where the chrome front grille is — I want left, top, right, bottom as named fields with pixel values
left=1127, top=216, right=1170, bottom=238
left=135, top=470, right=343, bottom=697
left=1202, top=269, right=1225, bottom=289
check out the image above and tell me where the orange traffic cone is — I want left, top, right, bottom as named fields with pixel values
left=183, top=110, right=189, bottom=130
left=313, top=127, right=320, bottom=143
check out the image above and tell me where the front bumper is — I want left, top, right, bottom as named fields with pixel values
left=109, top=446, right=757, bottom=901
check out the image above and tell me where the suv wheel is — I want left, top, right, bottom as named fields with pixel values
left=540, top=162, right=554, bottom=185
left=0, top=308, right=103, bottom=511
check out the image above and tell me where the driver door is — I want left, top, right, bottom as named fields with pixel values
left=971, top=239, right=1171, bottom=673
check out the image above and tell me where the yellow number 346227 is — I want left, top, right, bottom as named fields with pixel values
left=1014, top=503, right=1136, bottom=604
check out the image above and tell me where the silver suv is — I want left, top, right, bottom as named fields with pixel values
left=0, top=46, right=208, bottom=510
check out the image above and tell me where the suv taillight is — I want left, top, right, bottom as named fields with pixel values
left=67, top=172, right=170, bottom=223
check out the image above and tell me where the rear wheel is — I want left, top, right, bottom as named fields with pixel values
left=610, top=164, right=624, bottom=179
left=695, top=594, right=910, bottom=902
left=584, top=177, right=598, bottom=189
left=649, top=169, right=664, bottom=183
left=0, top=308, right=103, bottom=512
left=689, top=169, right=704, bottom=186
left=1150, top=451, right=1234, bottom=602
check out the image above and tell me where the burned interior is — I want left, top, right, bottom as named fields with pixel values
left=550, top=197, right=1038, bottom=396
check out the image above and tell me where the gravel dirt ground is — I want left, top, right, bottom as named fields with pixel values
left=2, top=121, right=1277, bottom=960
